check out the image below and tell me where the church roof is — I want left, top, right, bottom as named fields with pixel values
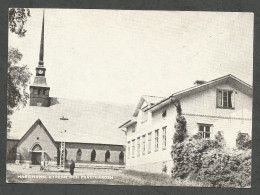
left=8, top=98, right=135, bottom=145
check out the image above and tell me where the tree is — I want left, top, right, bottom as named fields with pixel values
left=7, top=48, right=32, bottom=131
left=9, top=8, right=31, bottom=37
left=8, top=8, right=32, bottom=131
left=172, top=101, right=187, bottom=144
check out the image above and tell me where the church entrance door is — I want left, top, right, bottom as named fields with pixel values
left=31, top=144, right=43, bottom=165
left=32, top=152, right=41, bottom=165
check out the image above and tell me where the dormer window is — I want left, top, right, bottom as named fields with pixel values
left=162, top=110, right=167, bottom=118
left=131, top=124, right=136, bottom=132
left=217, top=89, right=235, bottom=109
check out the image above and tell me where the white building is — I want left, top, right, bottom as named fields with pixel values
left=119, top=74, right=252, bottom=174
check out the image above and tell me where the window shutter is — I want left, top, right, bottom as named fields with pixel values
left=231, top=91, right=235, bottom=108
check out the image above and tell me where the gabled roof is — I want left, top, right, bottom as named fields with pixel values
left=133, top=95, right=165, bottom=117
left=118, top=118, right=137, bottom=129
left=8, top=98, right=134, bottom=145
left=119, top=74, right=252, bottom=129
left=119, top=95, right=164, bottom=129
left=17, top=119, right=57, bottom=147
left=145, top=74, right=252, bottom=112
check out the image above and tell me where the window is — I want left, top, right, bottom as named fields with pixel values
left=33, top=89, right=38, bottom=95
left=162, top=126, right=167, bottom=149
left=105, top=150, right=110, bottom=162
left=91, top=149, right=96, bottom=161
left=162, top=110, right=167, bottom=118
left=119, top=151, right=124, bottom=163
left=76, top=149, right=82, bottom=162
left=127, top=141, right=130, bottom=159
left=132, top=139, right=135, bottom=158
left=137, top=137, right=141, bottom=157
left=129, top=123, right=136, bottom=132
left=155, top=130, right=159, bottom=151
left=198, top=124, right=212, bottom=139
left=217, top=89, right=235, bottom=109
left=44, top=89, right=48, bottom=96
left=142, top=135, right=146, bottom=155
left=148, top=132, right=152, bottom=153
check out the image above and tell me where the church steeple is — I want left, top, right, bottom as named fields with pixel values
left=39, top=10, right=44, bottom=67
left=30, top=10, right=50, bottom=107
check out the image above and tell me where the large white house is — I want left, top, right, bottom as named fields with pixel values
left=119, top=74, right=252, bottom=174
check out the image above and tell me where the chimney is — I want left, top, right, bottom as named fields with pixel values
left=194, top=80, right=206, bottom=86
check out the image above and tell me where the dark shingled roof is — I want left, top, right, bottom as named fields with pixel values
left=8, top=98, right=135, bottom=145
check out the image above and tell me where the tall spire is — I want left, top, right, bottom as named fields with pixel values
left=38, top=10, right=44, bottom=67
left=30, top=9, right=50, bottom=107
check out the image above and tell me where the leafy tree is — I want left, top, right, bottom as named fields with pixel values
left=7, top=48, right=32, bottom=131
left=8, top=8, right=32, bottom=131
left=9, top=8, right=31, bottom=37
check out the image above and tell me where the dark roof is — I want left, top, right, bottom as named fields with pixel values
left=8, top=98, right=134, bottom=145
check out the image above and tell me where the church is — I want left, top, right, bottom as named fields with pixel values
left=6, top=13, right=133, bottom=167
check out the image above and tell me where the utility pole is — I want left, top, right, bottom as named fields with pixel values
left=59, top=116, right=68, bottom=170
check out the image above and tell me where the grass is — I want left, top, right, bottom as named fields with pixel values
left=121, top=169, right=205, bottom=187
left=6, top=164, right=204, bottom=186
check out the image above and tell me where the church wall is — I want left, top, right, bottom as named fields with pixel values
left=17, top=124, right=57, bottom=163
left=30, top=97, right=50, bottom=107
left=60, top=142, right=125, bottom=164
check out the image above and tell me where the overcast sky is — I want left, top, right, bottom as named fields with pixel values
left=9, top=9, right=253, bottom=105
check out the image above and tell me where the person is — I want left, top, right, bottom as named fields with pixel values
left=40, top=158, right=45, bottom=171
left=70, top=159, right=75, bottom=176
left=45, top=158, right=49, bottom=171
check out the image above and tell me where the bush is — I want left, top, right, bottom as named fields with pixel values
left=173, top=103, right=188, bottom=144
left=171, top=132, right=252, bottom=187
left=236, top=132, right=252, bottom=150
left=171, top=133, right=223, bottom=180
left=195, top=149, right=251, bottom=187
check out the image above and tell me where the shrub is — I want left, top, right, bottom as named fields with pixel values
left=196, top=149, right=251, bottom=187
left=236, top=132, right=252, bottom=150
left=171, top=133, right=223, bottom=180
left=171, top=132, right=251, bottom=187
left=172, top=102, right=188, bottom=144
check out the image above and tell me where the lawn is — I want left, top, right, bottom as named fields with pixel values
left=6, top=164, right=203, bottom=186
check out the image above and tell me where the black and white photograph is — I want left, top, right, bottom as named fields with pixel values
left=6, top=8, right=253, bottom=187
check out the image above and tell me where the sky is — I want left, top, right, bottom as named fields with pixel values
left=9, top=9, right=254, bottom=105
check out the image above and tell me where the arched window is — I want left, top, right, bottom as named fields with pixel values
left=105, top=150, right=110, bottom=162
left=91, top=149, right=96, bottom=161
left=32, top=144, right=42, bottom=151
left=119, top=151, right=124, bottom=163
left=76, top=149, right=82, bottom=162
